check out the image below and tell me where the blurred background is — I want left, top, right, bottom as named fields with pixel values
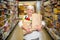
left=0, top=0, right=60, bottom=40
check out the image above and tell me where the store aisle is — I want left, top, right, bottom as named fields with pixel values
left=39, top=28, right=52, bottom=40
left=7, top=25, right=23, bottom=40
left=7, top=25, right=52, bottom=40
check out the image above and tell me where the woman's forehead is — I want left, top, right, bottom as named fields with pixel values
left=27, top=8, right=34, bottom=10
left=27, top=5, right=34, bottom=10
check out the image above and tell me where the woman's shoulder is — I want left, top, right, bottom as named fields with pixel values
left=23, top=15, right=28, bottom=18
left=22, top=15, right=28, bottom=20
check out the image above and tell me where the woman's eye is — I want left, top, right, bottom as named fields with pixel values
left=31, top=10, right=33, bottom=11
left=27, top=9, right=33, bottom=11
left=27, top=9, right=29, bottom=10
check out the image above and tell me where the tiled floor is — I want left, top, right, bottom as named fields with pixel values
left=7, top=25, right=52, bottom=40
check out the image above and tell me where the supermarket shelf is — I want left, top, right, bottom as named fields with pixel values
left=0, top=9, right=4, bottom=10
left=0, top=1, right=18, bottom=40
left=4, top=20, right=19, bottom=40
left=0, top=19, right=7, bottom=23
left=45, top=17, right=53, bottom=22
left=45, top=27, right=60, bottom=40
left=0, top=15, right=5, bottom=17
left=0, top=19, right=7, bottom=31
left=0, top=18, right=19, bottom=40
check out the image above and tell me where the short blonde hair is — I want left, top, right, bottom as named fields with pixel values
left=27, top=5, right=34, bottom=11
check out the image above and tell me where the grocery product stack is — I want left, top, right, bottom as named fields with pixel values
left=40, top=0, right=60, bottom=40
left=0, top=1, right=18, bottom=40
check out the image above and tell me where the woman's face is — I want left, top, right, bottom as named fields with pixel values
left=27, top=8, right=34, bottom=15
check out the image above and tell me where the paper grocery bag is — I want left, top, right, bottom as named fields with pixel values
left=23, top=19, right=32, bottom=35
left=32, top=13, right=42, bottom=29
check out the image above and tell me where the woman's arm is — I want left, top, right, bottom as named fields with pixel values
left=22, top=26, right=31, bottom=33
left=34, top=25, right=42, bottom=31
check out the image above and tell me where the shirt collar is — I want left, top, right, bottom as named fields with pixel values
left=25, top=15, right=32, bottom=20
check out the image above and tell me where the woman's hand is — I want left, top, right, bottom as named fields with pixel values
left=35, top=25, right=42, bottom=31
left=25, top=28, right=32, bottom=34
left=26, top=28, right=30, bottom=32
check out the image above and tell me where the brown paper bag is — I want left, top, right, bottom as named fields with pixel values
left=32, top=13, right=42, bottom=29
left=23, top=20, right=32, bottom=35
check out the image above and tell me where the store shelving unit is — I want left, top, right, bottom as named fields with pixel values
left=0, top=1, right=18, bottom=40
left=41, top=0, right=60, bottom=40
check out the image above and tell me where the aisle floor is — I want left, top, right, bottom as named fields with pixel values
left=7, top=25, right=52, bottom=40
